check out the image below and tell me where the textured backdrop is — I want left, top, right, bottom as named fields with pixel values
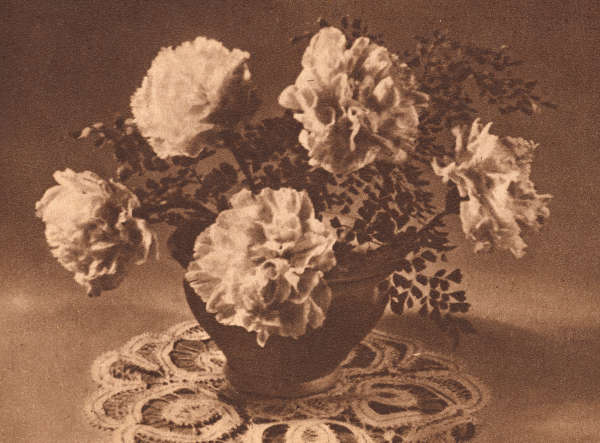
left=3, top=0, right=598, bottom=325
left=2, top=1, right=599, bottom=441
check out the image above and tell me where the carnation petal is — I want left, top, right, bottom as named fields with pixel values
left=279, top=26, right=427, bottom=174
left=301, top=27, right=347, bottom=82
left=372, top=77, right=399, bottom=108
left=433, top=120, right=552, bottom=257
left=185, top=187, right=336, bottom=346
left=278, top=85, right=302, bottom=110
left=131, top=36, right=256, bottom=158
left=36, top=170, right=155, bottom=296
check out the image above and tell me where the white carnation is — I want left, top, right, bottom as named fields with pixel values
left=279, top=27, right=428, bottom=174
left=35, top=169, right=156, bottom=296
left=433, top=119, right=552, bottom=257
left=185, top=187, right=337, bottom=347
left=131, top=36, right=258, bottom=158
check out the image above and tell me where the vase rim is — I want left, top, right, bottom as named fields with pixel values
left=326, top=271, right=387, bottom=285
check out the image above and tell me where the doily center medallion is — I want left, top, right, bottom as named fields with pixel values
left=86, top=322, right=489, bottom=442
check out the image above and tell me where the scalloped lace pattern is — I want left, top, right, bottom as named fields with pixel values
left=86, top=322, right=489, bottom=442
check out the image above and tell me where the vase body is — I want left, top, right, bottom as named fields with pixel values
left=184, top=273, right=388, bottom=397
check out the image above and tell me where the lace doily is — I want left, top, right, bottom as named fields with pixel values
left=86, top=322, right=489, bottom=442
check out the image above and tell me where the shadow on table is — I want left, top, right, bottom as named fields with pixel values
left=377, top=313, right=600, bottom=442
left=3, top=293, right=600, bottom=443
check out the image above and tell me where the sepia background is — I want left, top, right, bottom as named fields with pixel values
left=2, top=1, right=599, bottom=441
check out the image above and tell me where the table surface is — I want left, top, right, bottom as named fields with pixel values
left=3, top=1, right=600, bottom=441
left=2, top=275, right=600, bottom=443
left=3, top=1, right=600, bottom=440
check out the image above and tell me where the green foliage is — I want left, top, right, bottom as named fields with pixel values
left=387, top=260, right=475, bottom=346
left=405, top=29, right=556, bottom=163
left=73, top=16, right=555, bottom=345
left=73, top=116, right=221, bottom=227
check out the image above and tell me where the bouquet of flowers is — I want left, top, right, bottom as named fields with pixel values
left=36, top=18, right=552, bottom=347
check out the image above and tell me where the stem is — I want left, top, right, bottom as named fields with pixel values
left=189, top=168, right=204, bottom=185
left=326, top=207, right=453, bottom=282
left=229, top=145, right=258, bottom=194
left=137, top=198, right=217, bottom=222
left=417, top=210, right=448, bottom=235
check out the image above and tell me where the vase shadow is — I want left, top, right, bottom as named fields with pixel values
left=377, top=312, right=600, bottom=442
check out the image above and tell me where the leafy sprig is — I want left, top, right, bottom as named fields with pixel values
left=406, top=29, right=556, bottom=163
left=71, top=17, right=555, bottom=344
